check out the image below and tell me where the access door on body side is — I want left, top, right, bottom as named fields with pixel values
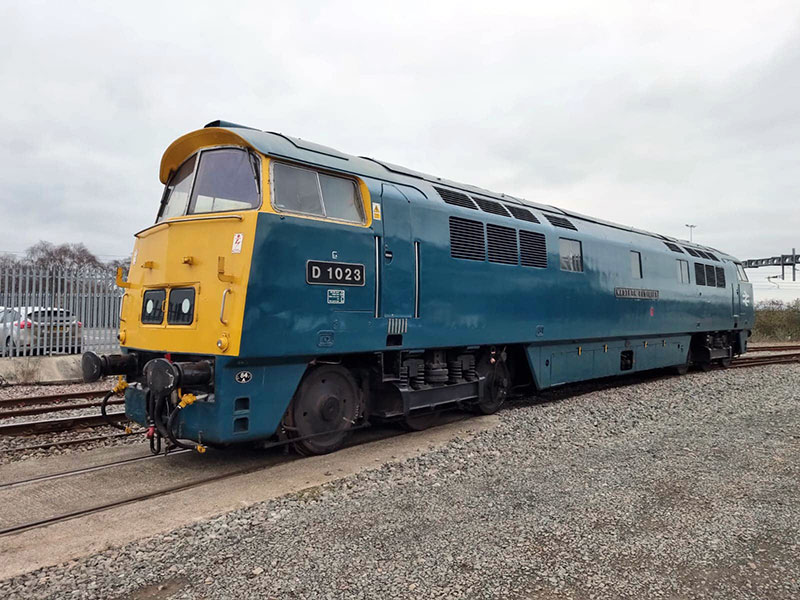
left=379, top=183, right=415, bottom=318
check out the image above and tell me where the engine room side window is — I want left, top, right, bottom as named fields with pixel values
left=677, top=259, right=690, bottom=284
left=188, top=149, right=261, bottom=215
left=559, top=238, right=583, bottom=272
left=158, top=155, right=197, bottom=222
left=272, top=163, right=365, bottom=224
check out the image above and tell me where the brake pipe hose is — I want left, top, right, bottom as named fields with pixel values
left=101, top=376, right=132, bottom=432
left=166, top=393, right=206, bottom=453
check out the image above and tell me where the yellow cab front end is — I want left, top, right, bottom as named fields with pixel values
left=83, top=122, right=374, bottom=451
left=86, top=126, right=273, bottom=450
left=120, top=127, right=264, bottom=356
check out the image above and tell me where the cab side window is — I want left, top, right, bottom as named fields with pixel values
left=736, top=263, right=749, bottom=282
left=272, top=163, right=365, bottom=224
left=319, top=174, right=363, bottom=223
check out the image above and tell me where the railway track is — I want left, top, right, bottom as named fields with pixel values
left=728, top=352, right=800, bottom=368
left=0, top=350, right=797, bottom=442
left=0, top=458, right=287, bottom=537
left=0, top=398, right=124, bottom=419
left=0, top=389, right=108, bottom=409
left=748, top=344, right=800, bottom=353
left=1, top=351, right=799, bottom=537
left=0, top=450, right=190, bottom=490
left=5, top=431, right=142, bottom=453
left=0, top=412, right=127, bottom=436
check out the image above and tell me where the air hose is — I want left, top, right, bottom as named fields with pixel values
left=165, top=393, right=206, bottom=453
left=152, top=392, right=173, bottom=440
left=101, top=377, right=132, bottom=432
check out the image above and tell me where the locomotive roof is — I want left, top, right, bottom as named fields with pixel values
left=160, top=120, right=735, bottom=261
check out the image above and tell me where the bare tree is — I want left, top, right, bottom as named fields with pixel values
left=106, top=257, right=130, bottom=280
left=25, top=241, right=103, bottom=272
left=0, top=253, right=20, bottom=270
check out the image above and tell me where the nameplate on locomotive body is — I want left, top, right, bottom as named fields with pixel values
left=306, top=260, right=365, bottom=286
left=614, top=287, right=659, bottom=299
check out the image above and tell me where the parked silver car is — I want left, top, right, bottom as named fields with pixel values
left=0, top=306, right=83, bottom=356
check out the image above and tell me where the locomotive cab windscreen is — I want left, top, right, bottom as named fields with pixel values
left=158, top=147, right=261, bottom=221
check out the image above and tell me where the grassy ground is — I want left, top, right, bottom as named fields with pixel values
left=752, top=300, right=800, bottom=342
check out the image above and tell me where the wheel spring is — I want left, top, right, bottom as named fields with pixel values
left=399, top=365, right=410, bottom=387
left=447, top=361, right=463, bottom=383
left=425, top=362, right=449, bottom=385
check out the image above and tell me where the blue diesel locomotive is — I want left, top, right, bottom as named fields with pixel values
left=83, top=120, right=754, bottom=454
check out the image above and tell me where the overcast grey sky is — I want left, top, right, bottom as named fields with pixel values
left=1, top=1, right=798, bottom=300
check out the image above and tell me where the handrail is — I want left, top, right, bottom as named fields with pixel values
left=220, top=288, right=232, bottom=324
left=217, top=257, right=235, bottom=283
left=116, top=267, right=132, bottom=289
left=135, top=214, right=244, bottom=238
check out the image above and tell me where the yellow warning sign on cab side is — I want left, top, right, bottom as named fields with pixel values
left=372, top=203, right=382, bottom=221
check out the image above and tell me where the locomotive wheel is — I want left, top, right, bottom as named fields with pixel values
left=697, top=361, right=713, bottom=372
left=674, top=363, right=689, bottom=375
left=403, top=410, right=439, bottom=431
left=718, top=357, right=732, bottom=369
left=286, top=365, right=360, bottom=456
left=474, top=355, right=510, bottom=415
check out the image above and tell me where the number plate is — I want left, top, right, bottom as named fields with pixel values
left=306, top=261, right=365, bottom=286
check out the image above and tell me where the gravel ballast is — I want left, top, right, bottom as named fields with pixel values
left=2, top=365, right=799, bottom=599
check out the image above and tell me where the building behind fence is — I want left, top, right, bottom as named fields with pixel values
left=0, top=267, right=121, bottom=358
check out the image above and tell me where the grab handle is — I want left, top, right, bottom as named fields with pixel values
left=220, top=288, right=232, bottom=324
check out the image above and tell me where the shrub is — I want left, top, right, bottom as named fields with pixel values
left=752, top=299, right=800, bottom=341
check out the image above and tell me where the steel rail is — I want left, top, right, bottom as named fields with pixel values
left=747, top=344, right=800, bottom=353
left=729, top=353, right=800, bottom=368
left=0, top=450, right=191, bottom=490
left=0, top=457, right=302, bottom=538
left=3, top=431, right=142, bottom=453
left=0, top=389, right=108, bottom=409
left=0, top=399, right=124, bottom=419
left=0, top=412, right=127, bottom=436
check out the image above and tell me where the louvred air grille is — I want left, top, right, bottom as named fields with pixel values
left=449, top=216, right=485, bottom=261
left=474, top=197, right=511, bottom=217
left=507, top=205, right=540, bottom=223
left=435, top=186, right=477, bottom=209
left=694, top=263, right=706, bottom=285
left=705, top=264, right=717, bottom=287
left=664, top=242, right=683, bottom=253
left=716, top=266, right=726, bottom=287
left=685, top=248, right=700, bottom=257
left=544, top=214, right=578, bottom=230
left=519, top=230, right=547, bottom=268
left=707, top=252, right=719, bottom=262
left=486, top=224, right=518, bottom=265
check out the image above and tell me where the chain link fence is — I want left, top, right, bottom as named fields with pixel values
left=0, top=267, right=121, bottom=358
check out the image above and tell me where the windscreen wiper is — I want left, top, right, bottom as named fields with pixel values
left=248, top=152, right=261, bottom=195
